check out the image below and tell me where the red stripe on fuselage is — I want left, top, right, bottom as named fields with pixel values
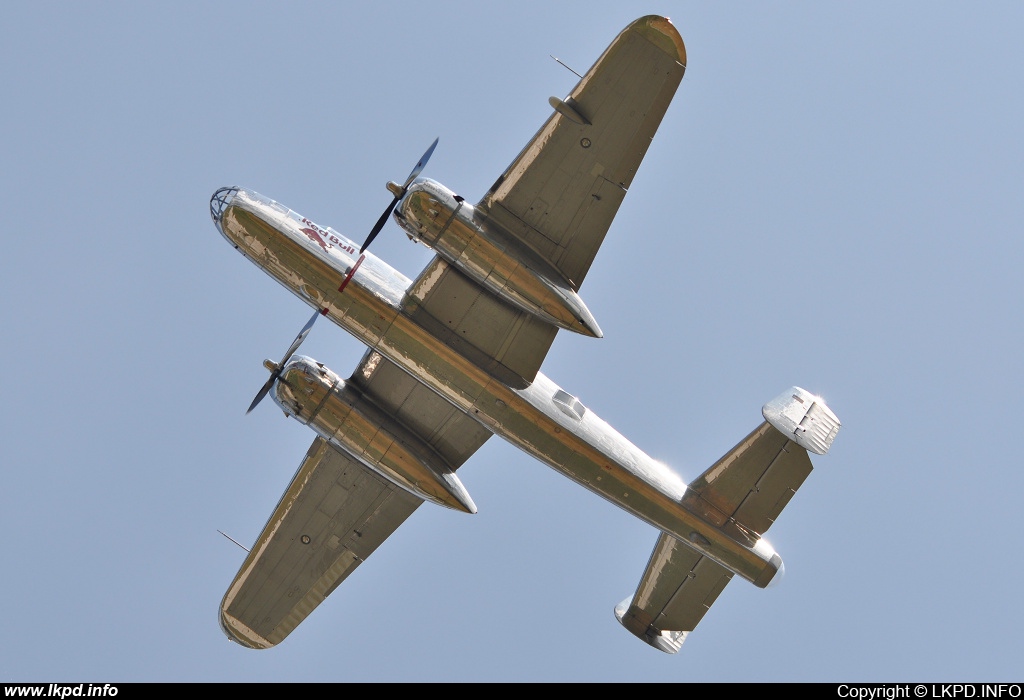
left=338, top=254, right=365, bottom=293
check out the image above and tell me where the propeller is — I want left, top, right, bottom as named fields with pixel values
left=247, top=138, right=437, bottom=413
left=246, top=307, right=322, bottom=414
left=358, top=137, right=439, bottom=254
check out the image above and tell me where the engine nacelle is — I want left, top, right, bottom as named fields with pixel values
left=272, top=356, right=477, bottom=513
left=394, top=179, right=602, bottom=338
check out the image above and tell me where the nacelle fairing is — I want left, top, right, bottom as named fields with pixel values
left=272, top=356, right=477, bottom=513
left=393, top=179, right=603, bottom=338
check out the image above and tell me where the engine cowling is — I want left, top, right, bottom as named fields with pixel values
left=394, top=179, right=602, bottom=338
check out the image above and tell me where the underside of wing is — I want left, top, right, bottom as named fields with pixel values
left=615, top=532, right=733, bottom=654
left=221, top=351, right=495, bottom=649
left=220, top=437, right=422, bottom=649
left=478, top=15, right=686, bottom=291
left=348, top=347, right=495, bottom=466
left=402, top=256, right=558, bottom=388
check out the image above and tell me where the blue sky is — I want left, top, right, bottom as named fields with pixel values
left=2, top=1, right=1022, bottom=682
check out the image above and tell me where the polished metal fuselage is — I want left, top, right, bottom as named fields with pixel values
left=212, top=187, right=782, bottom=587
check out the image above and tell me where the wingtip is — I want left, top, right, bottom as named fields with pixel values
left=219, top=608, right=277, bottom=650
left=629, top=15, right=686, bottom=66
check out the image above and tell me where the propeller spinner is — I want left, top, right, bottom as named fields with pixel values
left=358, top=137, right=439, bottom=255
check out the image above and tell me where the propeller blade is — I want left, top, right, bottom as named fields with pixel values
left=359, top=195, right=400, bottom=254
left=403, top=137, right=439, bottom=188
left=246, top=374, right=277, bottom=415
left=358, top=137, right=439, bottom=255
left=280, top=308, right=321, bottom=364
left=246, top=307, right=321, bottom=414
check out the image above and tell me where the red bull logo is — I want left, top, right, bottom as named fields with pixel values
left=300, top=218, right=357, bottom=255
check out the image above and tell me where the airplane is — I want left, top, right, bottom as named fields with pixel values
left=209, top=14, right=841, bottom=654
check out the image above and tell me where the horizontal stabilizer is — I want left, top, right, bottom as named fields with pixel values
left=614, top=532, right=733, bottom=653
left=684, top=386, right=841, bottom=543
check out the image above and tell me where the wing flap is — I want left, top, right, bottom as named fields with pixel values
left=402, top=257, right=557, bottom=387
left=220, top=437, right=421, bottom=649
left=349, top=347, right=494, bottom=467
left=615, top=532, right=733, bottom=653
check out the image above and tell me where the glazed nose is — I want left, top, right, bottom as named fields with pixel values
left=210, top=186, right=239, bottom=225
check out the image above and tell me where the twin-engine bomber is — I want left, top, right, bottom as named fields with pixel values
left=210, top=15, right=840, bottom=653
